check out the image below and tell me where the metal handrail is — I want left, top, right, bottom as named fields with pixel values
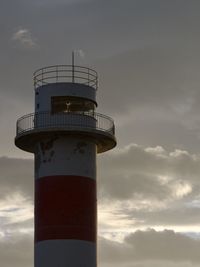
left=16, top=111, right=115, bottom=137
left=33, top=65, right=98, bottom=90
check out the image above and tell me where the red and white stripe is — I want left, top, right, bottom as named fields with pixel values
left=34, top=136, right=97, bottom=267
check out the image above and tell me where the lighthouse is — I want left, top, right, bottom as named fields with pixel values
left=15, top=63, right=116, bottom=266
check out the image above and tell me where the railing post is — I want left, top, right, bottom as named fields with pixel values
left=56, top=66, right=58, bottom=82
left=72, top=51, right=75, bottom=83
left=96, top=75, right=98, bottom=90
left=42, top=69, right=44, bottom=86
left=88, top=68, right=89, bottom=86
left=34, top=76, right=36, bottom=89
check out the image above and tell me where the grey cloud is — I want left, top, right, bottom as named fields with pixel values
left=98, top=144, right=199, bottom=201
left=0, top=157, right=34, bottom=262
left=0, top=154, right=200, bottom=265
left=0, top=234, right=33, bottom=267
left=126, top=229, right=200, bottom=262
left=126, top=206, right=200, bottom=227
left=100, top=229, right=200, bottom=265
left=99, top=172, right=170, bottom=200
left=98, top=144, right=200, bottom=229
left=3, top=228, right=200, bottom=267
left=0, top=148, right=199, bottom=236
left=0, top=157, right=33, bottom=239
left=102, top=263, right=200, bottom=267
left=1, top=229, right=200, bottom=267
left=0, top=157, right=33, bottom=200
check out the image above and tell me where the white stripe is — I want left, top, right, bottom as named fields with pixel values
left=35, top=240, right=96, bottom=267
left=35, top=136, right=96, bottom=180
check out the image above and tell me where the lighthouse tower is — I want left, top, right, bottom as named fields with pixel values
left=15, top=63, right=116, bottom=267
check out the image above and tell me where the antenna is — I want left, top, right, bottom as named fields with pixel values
left=72, top=51, right=75, bottom=83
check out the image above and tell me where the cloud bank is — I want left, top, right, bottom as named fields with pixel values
left=1, top=143, right=200, bottom=265
left=99, top=229, right=200, bottom=266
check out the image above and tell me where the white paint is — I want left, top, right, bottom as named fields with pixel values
left=35, top=136, right=96, bottom=180
left=35, top=240, right=96, bottom=267
left=34, top=112, right=96, bottom=130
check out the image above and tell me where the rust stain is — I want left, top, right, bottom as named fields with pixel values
left=35, top=144, right=42, bottom=174
left=74, top=142, right=87, bottom=154
left=40, top=137, right=57, bottom=163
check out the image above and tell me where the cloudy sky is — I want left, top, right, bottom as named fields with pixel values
left=1, top=0, right=200, bottom=266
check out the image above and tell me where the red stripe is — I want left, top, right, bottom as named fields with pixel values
left=35, top=175, right=96, bottom=243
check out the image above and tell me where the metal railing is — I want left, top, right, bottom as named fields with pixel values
left=16, top=111, right=115, bottom=137
left=33, top=65, right=98, bottom=90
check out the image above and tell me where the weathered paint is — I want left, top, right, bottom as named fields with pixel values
left=34, top=82, right=97, bottom=267
left=35, top=136, right=97, bottom=267
left=35, top=136, right=96, bottom=179
left=35, top=240, right=96, bottom=267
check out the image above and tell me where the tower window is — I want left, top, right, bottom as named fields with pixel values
left=51, top=96, right=95, bottom=114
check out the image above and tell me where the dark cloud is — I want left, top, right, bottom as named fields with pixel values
left=100, top=229, right=200, bottom=265
left=2, top=228, right=200, bottom=267
left=0, top=157, right=33, bottom=239
left=0, top=157, right=33, bottom=200
left=98, top=144, right=198, bottom=201
left=0, top=150, right=200, bottom=265
left=1, top=228, right=200, bottom=267
left=126, top=206, right=200, bottom=227
left=0, top=234, right=33, bottom=267
left=97, top=144, right=200, bottom=231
